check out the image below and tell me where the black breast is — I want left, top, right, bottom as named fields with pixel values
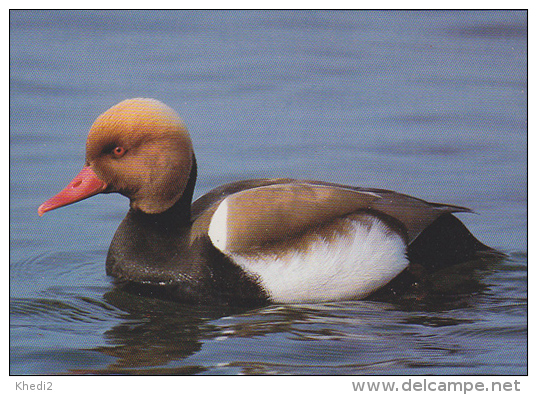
left=105, top=205, right=268, bottom=306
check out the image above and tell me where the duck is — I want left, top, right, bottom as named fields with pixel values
left=39, top=98, right=496, bottom=305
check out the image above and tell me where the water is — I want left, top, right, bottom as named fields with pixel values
left=10, top=10, right=527, bottom=376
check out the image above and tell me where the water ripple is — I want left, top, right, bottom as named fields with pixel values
left=10, top=295, right=122, bottom=326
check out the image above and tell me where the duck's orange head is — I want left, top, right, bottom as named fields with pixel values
left=38, top=98, right=194, bottom=216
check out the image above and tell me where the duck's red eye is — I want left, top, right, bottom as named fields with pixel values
left=112, top=146, right=125, bottom=158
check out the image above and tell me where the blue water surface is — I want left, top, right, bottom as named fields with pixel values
left=10, top=10, right=527, bottom=375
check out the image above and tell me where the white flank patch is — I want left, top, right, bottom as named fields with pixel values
left=208, top=198, right=228, bottom=251
left=226, top=216, right=408, bottom=303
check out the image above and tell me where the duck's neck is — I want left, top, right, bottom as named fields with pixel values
left=106, top=155, right=268, bottom=304
left=106, top=156, right=199, bottom=279
left=133, top=154, right=198, bottom=227
left=174, top=153, right=197, bottom=223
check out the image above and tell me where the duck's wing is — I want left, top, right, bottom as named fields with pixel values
left=364, top=188, right=471, bottom=243
left=190, top=179, right=469, bottom=253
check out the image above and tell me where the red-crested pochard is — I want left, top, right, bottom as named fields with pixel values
left=39, top=98, right=496, bottom=304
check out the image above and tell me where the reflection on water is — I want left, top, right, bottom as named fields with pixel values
left=33, top=254, right=521, bottom=375
left=92, top=290, right=246, bottom=373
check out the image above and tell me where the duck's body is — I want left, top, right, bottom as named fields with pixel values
left=39, top=98, right=495, bottom=305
